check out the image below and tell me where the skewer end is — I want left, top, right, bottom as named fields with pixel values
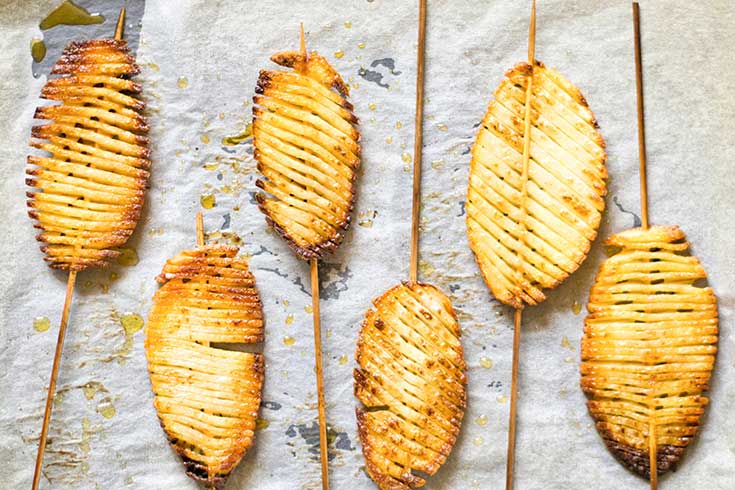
left=114, top=7, right=126, bottom=41
left=299, top=22, right=306, bottom=58
left=195, top=212, right=205, bottom=247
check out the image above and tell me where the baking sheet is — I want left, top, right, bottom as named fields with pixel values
left=0, top=0, right=733, bottom=489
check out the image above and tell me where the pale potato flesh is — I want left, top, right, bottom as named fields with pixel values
left=466, top=61, right=607, bottom=308
left=581, top=225, right=718, bottom=479
left=146, top=245, right=264, bottom=490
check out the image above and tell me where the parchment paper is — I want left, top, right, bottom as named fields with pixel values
left=1, top=1, right=733, bottom=489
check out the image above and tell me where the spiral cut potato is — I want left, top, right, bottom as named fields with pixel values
left=253, top=46, right=360, bottom=260
left=466, top=61, right=607, bottom=308
left=146, top=245, right=264, bottom=489
left=354, top=282, right=467, bottom=489
left=27, top=39, right=149, bottom=270
left=581, top=226, right=718, bottom=478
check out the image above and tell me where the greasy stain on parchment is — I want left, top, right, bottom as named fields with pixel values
left=40, top=0, right=104, bottom=30
left=32, top=1, right=145, bottom=78
left=358, top=58, right=402, bottom=89
left=285, top=422, right=354, bottom=462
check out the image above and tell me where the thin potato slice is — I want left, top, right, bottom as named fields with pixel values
left=355, top=282, right=467, bottom=489
left=466, top=61, right=607, bottom=308
left=146, top=244, right=264, bottom=489
left=253, top=49, right=360, bottom=260
left=581, top=225, right=718, bottom=478
left=27, top=39, right=149, bottom=270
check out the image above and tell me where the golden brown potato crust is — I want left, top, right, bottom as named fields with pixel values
left=253, top=49, right=360, bottom=260
left=145, top=245, right=264, bottom=490
left=466, top=61, right=607, bottom=308
left=581, top=226, right=718, bottom=479
left=27, top=39, right=149, bottom=271
left=354, top=282, right=467, bottom=489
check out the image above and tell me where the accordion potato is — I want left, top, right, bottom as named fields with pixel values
left=581, top=226, right=718, bottom=478
left=355, top=282, right=467, bottom=489
left=253, top=45, right=360, bottom=260
left=466, top=61, right=607, bottom=308
left=27, top=39, right=149, bottom=270
left=145, top=245, right=264, bottom=489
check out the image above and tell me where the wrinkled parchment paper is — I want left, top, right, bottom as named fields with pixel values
left=1, top=1, right=733, bottom=488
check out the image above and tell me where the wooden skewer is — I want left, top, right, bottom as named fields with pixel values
left=115, top=6, right=126, bottom=40
left=297, top=23, right=329, bottom=490
left=31, top=270, right=77, bottom=490
left=632, top=3, right=656, bottom=489
left=409, top=0, right=427, bottom=284
left=32, top=8, right=127, bottom=489
left=506, top=2, right=535, bottom=489
left=310, top=258, right=328, bottom=490
left=196, top=212, right=205, bottom=247
left=633, top=2, right=649, bottom=231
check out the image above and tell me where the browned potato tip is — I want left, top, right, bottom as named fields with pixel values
left=27, top=39, right=149, bottom=271
left=354, top=282, right=467, bottom=489
left=145, top=245, right=265, bottom=490
left=466, top=61, right=607, bottom=308
left=253, top=48, right=360, bottom=260
left=581, top=225, right=718, bottom=479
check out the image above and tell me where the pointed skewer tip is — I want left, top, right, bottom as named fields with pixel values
left=299, top=23, right=306, bottom=58
left=114, top=6, right=126, bottom=41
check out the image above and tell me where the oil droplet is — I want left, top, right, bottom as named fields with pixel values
left=148, top=63, right=160, bottom=72
left=40, top=0, right=105, bottom=30
left=283, top=336, right=295, bottom=346
left=564, top=356, right=574, bottom=364
left=395, top=121, right=403, bottom=130
left=120, top=313, right=144, bottom=336
left=285, top=313, right=294, bottom=325
left=82, top=383, right=97, bottom=400
left=474, top=414, right=488, bottom=426
left=339, top=355, right=348, bottom=365
left=255, top=417, right=270, bottom=430
left=200, top=193, right=216, bottom=209
left=53, top=392, right=63, bottom=406
left=561, top=336, right=574, bottom=351
left=116, top=247, right=139, bottom=267
left=385, top=137, right=393, bottom=145
left=571, top=300, right=582, bottom=315
left=334, top=50, right=344, bottom=59
left=33, top=316, right=50, bottom=332
left=357, top=42, right=366, bottom=49
left=200, top=134, right=210, bottom=144
left=401, top=152, right=412, bottom=163
left=479, top=357, right=493, bottom=369
left=30, top=38, right=46, bottom=63
left=305, top=305, right=313, bottom=313
left=203, top=162, right=219, bottom=171
left=368, top=103, right=376, bottom=111
left=497, top=394, right=508, bottom=404
left=283, top=299, right=290, bottom=307
left=177, top=76, right=189, bottom=89
left=436, top=123, right=448, bottom=131
left=222, top=122, right=252, bottom=146
left=431, top=159, right=445, bottom=169
left=97, top=401, right=116, bottom=419
left=473, top=436, right=484, bottom=446
left=344, top=21, right=352, bottom=29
